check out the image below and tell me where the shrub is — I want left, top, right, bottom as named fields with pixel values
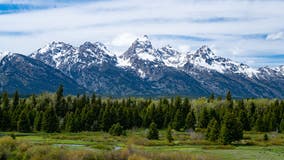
left=166, top=127, right=174, bottom=143
left=147, top=122, right=159, bottom=140
left=264, top=134, right=269, bottom=141
left=10, top=133, right=16, bottom=140
left=109, top=123, right=125, bottom=136
left=0, top=136, right=16, bottom=151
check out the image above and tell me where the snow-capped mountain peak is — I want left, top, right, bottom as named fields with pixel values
left=31, top=41, right=116, bottom=72
left=258, top=65, right=284, bottom=78
left=0, top=51, right=12, bottom=61
left=119, top=35, right=159, bottom=66
left=194, top=45, right=216, bottom=59
left=132, top=35, right=157, bottom=60
left=36, top=41, right=74, bottom=55
left=79, top=41, right=110, bottom=55
left=135, top=35, right=151, bottom=47
left=6, top=36, right=284, bottom=98
left=158, top=45, right=178, bottom=57
left=187, top=46, right=259, bottom=78
left=77, top=41, right=116, bottom=65
left=157, top=45, right=187, bottom=68
left=30, top=41, right=76, bottom=68
left=274, top=65, right=284, bottom=76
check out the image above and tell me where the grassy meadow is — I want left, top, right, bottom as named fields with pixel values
left=1, top=130, right=284, bottom=160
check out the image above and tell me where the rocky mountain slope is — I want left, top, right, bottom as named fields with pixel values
left=1, top=35, right=283, bottom=98
left=0, top=53, right=85, bottom=95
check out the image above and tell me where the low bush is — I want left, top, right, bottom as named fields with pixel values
left=109, top=123, right=126, bottom=136
left=0, top=136, right=216, bottom=160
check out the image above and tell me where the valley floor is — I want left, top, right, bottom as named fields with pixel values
left=1, top=130, right=284, bottom=160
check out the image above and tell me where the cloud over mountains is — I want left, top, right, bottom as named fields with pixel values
left=0, top=0, right=283, bottom=67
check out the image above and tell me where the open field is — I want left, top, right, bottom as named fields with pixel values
left=1, top=130, right=284, bottom=160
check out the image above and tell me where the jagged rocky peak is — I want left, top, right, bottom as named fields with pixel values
left=133, top=35, right=153, bottom=51
left=79, top=41, right=111, bottom=55
left=258, top=65, right=284, bottom=77
left=157, top=45, right=187, bottom=68
left=186, top=45, right=259, bottom=77
left=158, top=45, right=179, bottom=57
left=77, top=41, right=116, bottom=64
left=0, top=51, right=12, bottom=61
left=35, top=41, right=75, bottom=55
left=31, top=40, right=117, bottom=69
left=121, top=35, right=157, bottom=62
left=30, top=41, right=76, bottom=68
left=274, top=65, right=284, bottom=74
left=193, top=45, right=216, bottom=59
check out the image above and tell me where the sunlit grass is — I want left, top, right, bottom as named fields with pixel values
left=1, top=130, right=284, bottom=159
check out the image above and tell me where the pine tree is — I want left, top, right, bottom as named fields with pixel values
left=12, top=90, right=19, bottom=109
left=239, top=110, right=250, bottom=131
left=172, top=109, right=183, bottom=131
left=143, top=103, right=155, bottom=128
left=33, top=111, right=42, bottom=131
left=255, top=114, right=265, bottom=132
left=41, top=106, right=59, bottom=133
left=1, top=92, right=9, bottom=110
left=17, top=110, right=31, bottom=132
left=65, top=112, right=77, bottom=132
left=206, top=118, right=219, bottom=141
left=279, top=119, right=284, bottom=133
left=199, top=107, right=209, bottom=128
left=208, top=93, right=215, bottom=102
left=56, top=85, right=64, bottom=102
left=1, top=110, right=10, bottom=131
left=147, top=122, right=159, bottom=140
left=101, top=107, right=112, bottom=131
left=219, top=112, right=243, bottom=144
left=226, top=91, right=232, bottom=101
left=185, top=110, right=196, bottom=130
left=0, top=108, right=3, bottom=130
left=55, top=85, right=65, bottom=117
left=166, top=126, right=174, bottom=143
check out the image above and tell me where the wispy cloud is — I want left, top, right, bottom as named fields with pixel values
left=266, top=32, right=284, bottom=40
left=0, top=31, right=32, bottom=36
left=0, top=0, right=283, bottom=67
left=0, top=3, right=49, bottom=14
left=150, top=34, right=212, bottom=42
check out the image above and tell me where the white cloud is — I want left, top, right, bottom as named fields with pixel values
left=231, top=47, right=243, bottom=56
left=0, top=0, right=283, bottom=67
left=178, top=45, right=191, bottom=53
left=266, top=32, right=284, bottom=40
left=111, top=33, right=137, bottom=47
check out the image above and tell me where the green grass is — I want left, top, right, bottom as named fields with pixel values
left=137, top=145, right=284, bottom=160
left=1, top=130, right=284, bottom=160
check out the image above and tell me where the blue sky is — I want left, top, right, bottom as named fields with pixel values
left=0, top=0, right=283, bottom=67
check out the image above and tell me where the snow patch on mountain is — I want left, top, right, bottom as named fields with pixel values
left=118, top=36, right=188, bottom=69
left=138, top=69, right=146, bottom=78
left=117, top=58, right=131, bottom=67
left=157, top=45, right=188, bottom=68
left=31, top=41, right=116, bottom=72
left=257, top=65, right=284, bottom=79
left=118, top=35, right=159, bottom=65
left=30, top=41, right=76, bottom=68
left=274, top=65, right=284, bottom=76
left=30, top=36, right=283, bottom=81
left=186, top=45, right=259, bottom=78
left=137, top=52, right=156, bottom=61
left=0, top=51, right=12, bottom=62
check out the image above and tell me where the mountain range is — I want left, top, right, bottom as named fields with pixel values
left=1, top=35, right=283, bottom=98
